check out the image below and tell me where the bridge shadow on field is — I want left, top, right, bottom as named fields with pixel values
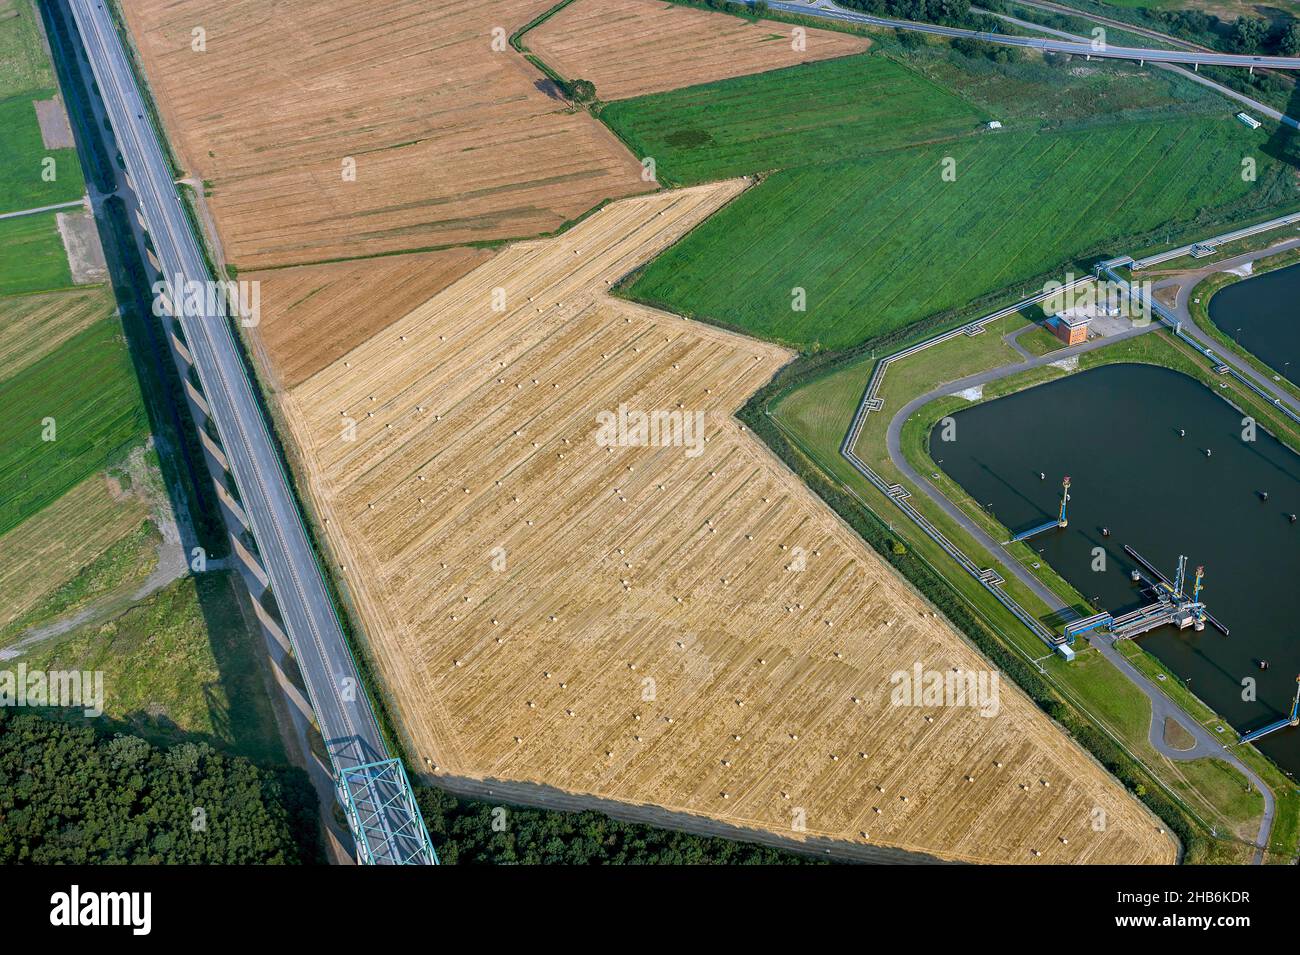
left=1263, top=80, right=1300, bottom=171
left=39, top=0, right=300, bottom=773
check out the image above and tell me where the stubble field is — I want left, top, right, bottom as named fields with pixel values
left=280, top=182, right=1175, bottom=864
left=0, top=284, right=106, bottom=373
left=247, top=247, right=494, bottom=389
left=117, top=0, right=655, bottom=270
left=527, top=0, right=870, bottom=101
left=0, top=286, right=148, bottom=536
left=0, top=472, right=151, bottom=638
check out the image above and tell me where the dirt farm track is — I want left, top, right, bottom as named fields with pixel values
left=281, top=181, right=1176, bottom=864
left=118, top=0, right=653, bottom=270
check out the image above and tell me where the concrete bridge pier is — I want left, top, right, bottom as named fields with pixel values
left=157, top=284, right=356, bottom=862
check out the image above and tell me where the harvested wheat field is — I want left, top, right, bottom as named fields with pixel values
left=529, top=0, right=870, bottom=101
left=282, top=182, right=1175, bottom=864
left=248, top=247, right=494, bottom=390
left=0, top=285, right=112, bottom=377
left=118, top=0, right=653, bottom=270
left=0, top=473, right=149, bottom=636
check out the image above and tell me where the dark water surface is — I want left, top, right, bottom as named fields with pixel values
left=931, top=363, right=1300, bottom=775
left=1208, top=261, right=1300, bottom=387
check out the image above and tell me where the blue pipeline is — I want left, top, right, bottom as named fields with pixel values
left=1238, top=677, right=1300, bottom=743
left=1011, top=520, right=1060, bottom=542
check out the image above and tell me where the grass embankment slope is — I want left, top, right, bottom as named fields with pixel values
left=1193, top=245, right=1300, bottom=399
left=769, top=326, right=1299, bottom=861
left=14, top=572, right=284, bottom=764
left=604, top=47, right=1298, bottom=351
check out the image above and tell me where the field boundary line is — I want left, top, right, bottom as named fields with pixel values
left=769, top=412, right=1216, bottom=844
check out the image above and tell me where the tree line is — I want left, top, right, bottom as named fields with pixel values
left=1089, top=4, right=1300, bottom=58
left=839, top=0, right=998, bottom=31
left=0, top=710, right=320, bottom=864
left=416, top=786, right=825, bottom=864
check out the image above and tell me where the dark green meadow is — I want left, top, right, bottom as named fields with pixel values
left=0, top=315, right=149, bottom=535
left=602, top=53, right=986, bottom=185
left=598, top=39, right=1299, bottom=351
left=624, top=114, right=1293, bottom=349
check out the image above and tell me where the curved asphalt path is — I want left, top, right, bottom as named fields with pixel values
left=761, top=0, right=1300, bottom=69
left=1152, top=239, right=1300, bottom=418
left=879, top=323, right=1274, bottom=860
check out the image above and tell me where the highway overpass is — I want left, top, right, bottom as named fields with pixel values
left=765, top=0, right=1300, bottom=70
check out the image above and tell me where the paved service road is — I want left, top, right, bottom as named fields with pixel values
left=0, top=198, right=86, bottom=219
left=879, top=324, right=1274, bottom=861
left=1152, top=243, right=1300, bottom=422
left=66, top=0, right=432, bottom=863
left=763, top=0, right=1300, bottom=69
left=883, top=325, right=1155, bottom=619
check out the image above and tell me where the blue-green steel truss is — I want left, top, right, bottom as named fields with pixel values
left=338, top=758, right=439, bottom=865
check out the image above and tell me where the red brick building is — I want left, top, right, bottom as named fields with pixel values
left=1047, top=311, right=1089, bottom=346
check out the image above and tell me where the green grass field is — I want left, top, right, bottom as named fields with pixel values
left=627, top=116, right=1295, bottom=350
left=0, top=210, right=73, bottom=294
left=0, top=94, right=85, bottom=212
left=0, top=315, right=149, bottom=536
left=15, top=572, right=285, bottom=763
left=0, top=1, right=85, bottom=212
left=601, top=53, right=986, bottom=185
left=0, top=0, right=53, bottom=98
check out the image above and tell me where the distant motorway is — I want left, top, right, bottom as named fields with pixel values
left=760, top=0, right=1300, bottom=70
left=976, top=7, right=1300, bottom=128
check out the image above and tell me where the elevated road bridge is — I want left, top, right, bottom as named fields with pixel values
left=759, top=0, right=1300, bottom=70
left=66, top=0, right=435, bottom=864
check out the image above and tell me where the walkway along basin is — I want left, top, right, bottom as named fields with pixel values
left=929, top=362, right=1300, bottom=775
left=1209, top=261, right=1300, bottom=388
